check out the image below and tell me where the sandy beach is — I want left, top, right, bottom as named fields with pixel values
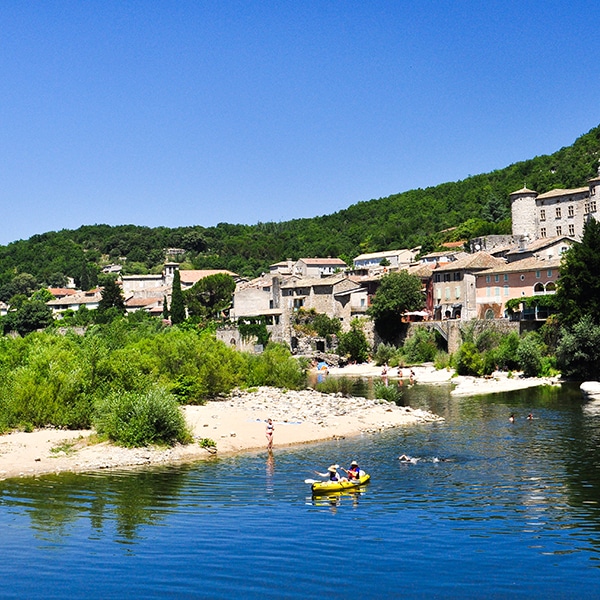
left=0, top=384, right=442, bottom=480
left=0, top=364, right=561, bottom=481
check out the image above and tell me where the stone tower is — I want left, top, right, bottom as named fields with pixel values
left=510, top=187, right=538, bottom=240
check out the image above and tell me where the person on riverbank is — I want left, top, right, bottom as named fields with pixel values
left=265, top=418, right=274, bottom=449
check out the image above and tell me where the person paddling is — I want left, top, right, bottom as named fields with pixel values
left=315, top=465, right=341, bottom=482
left=341, top=460, right=360, bottom=481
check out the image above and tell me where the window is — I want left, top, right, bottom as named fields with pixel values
left=569, top=224, right=575, bottom=236
left=494, top=274, right=500, bottom=283
left=503, top=274, right=508, bottom=282
left=547, top=269, right=553, bottom=277
left=568, top=205, right=574, bottom=217
left=540, top=227, right=547, bottom=238
left=436, top=288, right=441, bottom=300
left=585, top=202, right=590, bottom=214
left=485, top=274, right=491, bottom=283
left=591, top=200, right=597, bottom=212
left=455, top=286, right=460, bottom=299
left=556, top=207, right=562, bottom=218
left=495, top=287, right=500, bottom=297
left=540, top=209, right=546, bottom=221
left=486, top=287, right=491, bottom=297
left=520, top=275, right=525, bottom=281
left=536, top=270, right=541, bottom=278
left=556, top=226, right=562, bottom=236
left=504, top=285, right=509, bottom=296
left=445, top=287, right=450, bottom=300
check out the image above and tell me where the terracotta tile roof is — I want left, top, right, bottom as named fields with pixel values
left=506, top=236, right=575, bottom=255
left=47, top=288, right=77, bottom=297
left=125, top=297, right=159, bottom=308
left=178, top=269, right=237, bottom=284
left=440, top=241, right=467, bottom=249
left=477, top=256, right=561, bottom=274
left=407, top=264, right=433, bottom=278
left=435, top=252, right=504, bottom=272
left=536, top=186, right=588, bottom=199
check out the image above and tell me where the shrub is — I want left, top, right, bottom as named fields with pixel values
left=374, top=343, right=397, bottom=366
left=515, top=333, right=544, bottom=377
left=373, top=380, right=402, bottom=403
left=494, top=332, right=521, bottom=371
left=400, top=328, right=439, bottom=363
left=557, top=315, right=600, bottom=379
left=0, top=334, right=93, bottom=429
left=315, top=376, right=357, bottom=396
left=244, top=343, right=307, bottom=389
left=337, top=319, right=370, bottom=363
left=453, top=341, right=484, bottom=376
left=94, top=387, right=192, bottom=447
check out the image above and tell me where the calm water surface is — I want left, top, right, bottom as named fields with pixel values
left=1, top=383, right=600, bottom=599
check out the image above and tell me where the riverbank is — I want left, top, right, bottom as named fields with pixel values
left=326, top=362, right=562, bottom=396
left=0, top=386, right=442, bottom=480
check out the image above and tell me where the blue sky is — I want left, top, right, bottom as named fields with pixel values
left=1, top=1, right=600, bottom=246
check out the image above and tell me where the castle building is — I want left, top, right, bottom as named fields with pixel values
left=510, top=171, right=600, bottom=242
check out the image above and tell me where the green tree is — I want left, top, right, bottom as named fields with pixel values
left=162, top=295, right=169, bottom=320
left=555, top=218, right=600, bottom=326
left=31, top=288, right=54, bottom=303
left=170, top=270, right=186, bottom=324
left=368, top=271, right=424, bottom=343
left=557, top=315, right=600, bottom=379
left=515, top=332, right=544, bottom=377
left=337, top=318, right=370, bottom=363
left=185, top=273, right=235, bottom=319
left=13, top=300, right=54, bottom=335
left=97, top=279, right=126, bottom=320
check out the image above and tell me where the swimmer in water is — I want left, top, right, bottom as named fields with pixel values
left=509, top=413, right=515, bottom=423
left=398, top=454, right=418, bottom=463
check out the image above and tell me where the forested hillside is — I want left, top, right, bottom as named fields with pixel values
left=1, top=124, right=599, bottom=296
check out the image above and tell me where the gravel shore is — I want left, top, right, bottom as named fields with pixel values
left=0, top=386, right=442, bottom=480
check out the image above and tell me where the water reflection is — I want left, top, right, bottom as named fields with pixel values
left=265, top=450, right=275, bottom=494
left=308, top=487, right=368, bottom=513
left=0, top=466, right=190, bottom=543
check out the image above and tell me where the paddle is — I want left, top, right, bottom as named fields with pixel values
left=304, top=479, right=318, bottom=484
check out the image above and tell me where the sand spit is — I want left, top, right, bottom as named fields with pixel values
left=0, top=386, right=442, bottom=481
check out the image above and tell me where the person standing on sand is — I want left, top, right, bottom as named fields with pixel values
left=266, top=418, right=274, bottom=449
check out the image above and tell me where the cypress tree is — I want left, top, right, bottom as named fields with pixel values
left=170, top=269, right=186, bottom=324
left=162, top=295, right=169, bottom=319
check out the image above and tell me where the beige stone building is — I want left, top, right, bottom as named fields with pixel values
left=510, top=171, right=600, bottom=242
left=431, top=252, right=505, bottom=320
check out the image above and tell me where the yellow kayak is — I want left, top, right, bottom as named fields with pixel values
left=311, top=473, right=371, bottom=495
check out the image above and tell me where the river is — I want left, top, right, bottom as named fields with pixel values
left=1, top=382, right=599, bottom=599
